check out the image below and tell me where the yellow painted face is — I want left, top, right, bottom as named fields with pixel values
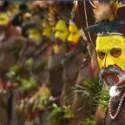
left=27, top=28, right=41, bottom=44
left=96, top=34, right=125, bottom=70
left=54, top=19, right=69, bottom=42
left=42, top=20, right=52, bottom=38
left=53, top=44, right=60, bottom=54
left=68, top=21, right=80, bottom=44
left=0, top=13, right=9, bottom=26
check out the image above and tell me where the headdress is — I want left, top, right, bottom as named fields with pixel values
left=86, top=0, right=125, bottom=34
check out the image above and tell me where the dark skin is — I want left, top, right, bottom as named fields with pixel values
left=104, top=92, right=125, bottom=125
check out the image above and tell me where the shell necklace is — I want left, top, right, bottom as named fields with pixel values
left=108, top=92, right=125, bottom=119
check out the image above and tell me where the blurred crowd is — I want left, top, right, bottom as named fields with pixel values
left=0, top=1, right=98, bottom=125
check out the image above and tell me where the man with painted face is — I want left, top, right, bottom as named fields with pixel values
left=0, top=10, right=24, bottom=73
left=86, top=1, right=125, bottom=124
left=96, top=33, right=125, bottom=124
left=54, top=19, right=69, bottom=55
left=54, top=19, right=69, bottom=43
left=48, top=19, right=69, bottom=98
left=61, top=20, right=89, bottom=106
left=21, top=21, right=51, bottom=79
left=42, top=19, right=52, bottom=39
left=29, top=19, right=53, bottom=86
left=0, top=5, right=26, bottom=125
left=32, top=19, right=52, bottom=84
left=68, top=20, right=80, bottom=44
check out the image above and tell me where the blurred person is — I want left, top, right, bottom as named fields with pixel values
left=48, top=19, right=69, bottom=100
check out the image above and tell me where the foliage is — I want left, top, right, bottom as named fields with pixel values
left=25, top=57, right=33, bottom=70
left=6, top=64, right=20, bottom=80
left=49, top=103, right=74, bottom=125
left=72, top=75, right=109, bottom=121
left=32, top=86, right=51, bottom=110
left=98, top=86, right=109, bottom=112
left=49, top=103, right=63, bottom=125
left=84, top=116, right=96, bottom=125
left=19, top=77, right=37, bottom=92
left=6, top=64, right=38, bottom=92
left=63, top=105, right=74, bottom=119
left=73, top=76, right=102, bottom=109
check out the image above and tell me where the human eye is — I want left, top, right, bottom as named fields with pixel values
left=110, top=48, right=121, bottom=58
left=97, top=51, right=106, bottom=60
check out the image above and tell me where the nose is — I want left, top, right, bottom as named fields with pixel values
left=103, top=55, right=115, bottom=68
left=67, top=34, right=72, bottom=42
left=54, top=32, right=59, bottom=39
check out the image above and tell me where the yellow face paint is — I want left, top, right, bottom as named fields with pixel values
left=0, top=13, right=9, bottom=26
left=96, top=34, right=125, bottom=70
left=68, top=21, right=80, bottom=44
left=27, top=28, right=41, bottom=44
left=53, top=44, right=60, bottom=54
left=42, top=20, right=52, bottom=38
left=54, top=19, right=69, bottom=42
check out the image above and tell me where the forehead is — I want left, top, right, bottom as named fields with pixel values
left=55, top=21, right=67, bottom=31
left=96, top=35, right=125, bottom=51
left=69, top=23, right=78, bottom=32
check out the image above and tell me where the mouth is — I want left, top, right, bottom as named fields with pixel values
left=99, top=65, right=125, bottom=86
left=102, top=72, right=119, bottom=85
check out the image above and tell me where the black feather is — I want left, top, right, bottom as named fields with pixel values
left=86, top=20, right=125, bottom=34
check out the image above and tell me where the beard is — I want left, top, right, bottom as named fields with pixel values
left=99, top=65, right=125, bottom=87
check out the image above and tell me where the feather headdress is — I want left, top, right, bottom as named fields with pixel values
left=90, top=0, right=125, bottom=22
left=86, top=0, right=125, bottom=34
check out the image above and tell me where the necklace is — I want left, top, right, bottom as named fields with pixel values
left=108, top=93, right=125, bottom=119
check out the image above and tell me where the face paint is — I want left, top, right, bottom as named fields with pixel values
left=53, top=44, right=60, bottom=54
left=27, top=28, right=41, bottom=44
left=96, top=34, right=125, bottom=87
left=42, top=20, right=52, bottom=38
left=0, top=13, right=9, bottom=26
left=54, top=19, right=69, bottom=42
left=96, top=34, right=125, bottom=70
left=68, top=21, right=80, bottom=44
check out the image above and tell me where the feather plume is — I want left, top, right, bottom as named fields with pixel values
left=90, top=0, right=125, bottom=22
